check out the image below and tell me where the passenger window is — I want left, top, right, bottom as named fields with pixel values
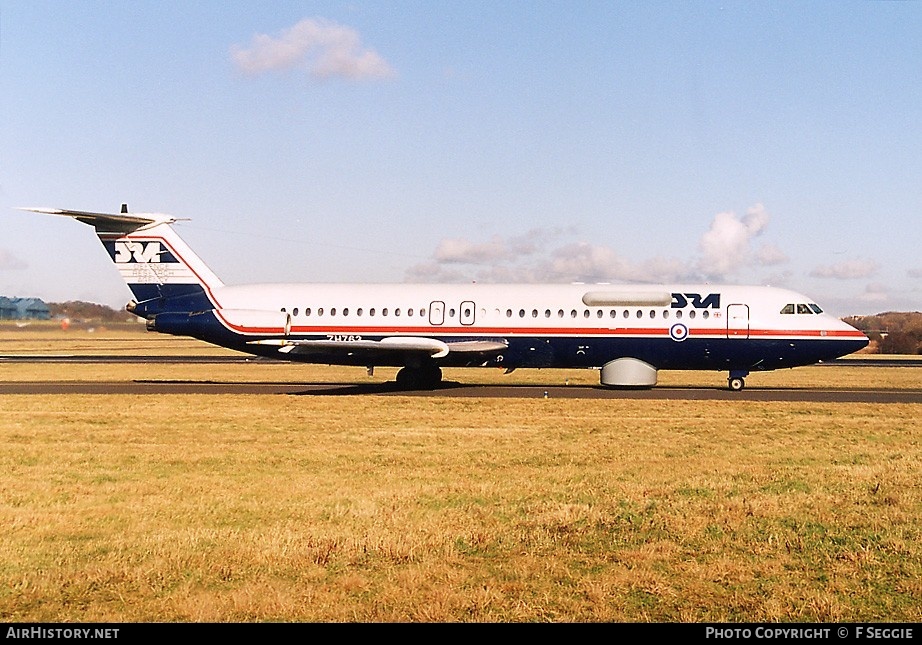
left=383, top=308, right=389, bottom=316
left=596, top=310, right=603, bottom=319
left=318, top=308, right=324, bottom=316
left=689, top=310, right=696, bottom=319
left=583, top=310, right=590, bottom=318
left=292, top=308, right=299, bottom=316
left=395, top=308, right=401, bottom=316
left=531, top=309, right=538, bottom=318
left=369, top=308, right=375, bottom=316
left=408, top=308, right=413, bottom=317
left=519, top=309, right=525, bottom=318
left=781, top=304, right=795, bottom=314
left=356, top=308, right=362, bottom=316
left=571, top=310, right=577, bottom=318
left=448, top=308, right=455, bottom=317
left=343, top=308, right=349, bottom=316
left=623, top=310, right=629, bottom=319
left=702, top=310, right=709, bottom=319
left=676, top=310, right=682, bottom=319
left=305, top=308, right=311, bottom=316
left=636, top=310, right=642, bottom=319
left=663, top=310, right=669, bottom=319
left=558, top=309, right=564, bottom=318
left=280, top=307, right=286, bottom=313
left=545, top=309, right=551, bottom=318
left=649, top=310, right=655, bottom=318
left=330, top=308, right=336, bottom=316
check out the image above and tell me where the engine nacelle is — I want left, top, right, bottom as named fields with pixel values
left=600, top=357, right=658, bottom=388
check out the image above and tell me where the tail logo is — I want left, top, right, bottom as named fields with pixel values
left=109, top=241, right=177, bottom=264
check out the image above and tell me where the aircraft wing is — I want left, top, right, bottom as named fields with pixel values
left=248, top=337, right=507, bottom=361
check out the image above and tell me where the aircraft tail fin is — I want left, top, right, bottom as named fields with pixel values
left=21, top=205, right=224, bottom=317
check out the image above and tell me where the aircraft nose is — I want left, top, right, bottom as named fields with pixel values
left=848, top=334, right=870, bottom=354
left=839, top=319, right=870, bottom=354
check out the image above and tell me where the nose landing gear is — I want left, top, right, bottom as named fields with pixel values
left=727, top=370, right=749, bottom=392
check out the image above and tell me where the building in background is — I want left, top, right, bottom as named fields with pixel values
left=0, top=297, right=51, bottom=320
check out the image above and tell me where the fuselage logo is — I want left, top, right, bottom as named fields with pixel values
left=671, top=293, right=721, bottom=309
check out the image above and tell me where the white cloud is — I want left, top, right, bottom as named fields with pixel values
left=696, top=203, right=769, bottom=278
left=405, top=204, right=787, bottom=285
left=760, top=270, right=793, bottom=287
left=404, top=261, right=470, bottom=284
left=231, top=18, right=395, bottom=81
left=809, top=258, right=879, bottom=280
left=405, top=232, right=692, bottom=285
left=434, top=236, right=506, bottom=264
left=755, top=243, right=788, bottom=266
left=547, top=242, right=630, bottom=282
left=851, top=282, right=890, bottom=304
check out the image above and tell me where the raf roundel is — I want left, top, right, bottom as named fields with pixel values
left=669, top=323, right=689, bottom=342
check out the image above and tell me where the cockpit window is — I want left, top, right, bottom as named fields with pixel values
left=780, top=304, right=795, bottom=314
left=796, top=304, right=811, bottom=314
left=809, top=303, right=823, bottom=314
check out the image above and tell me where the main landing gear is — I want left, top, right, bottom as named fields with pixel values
left=395, top=365, right=443, bottom=390
left=727, top=370, right=749, bottom=392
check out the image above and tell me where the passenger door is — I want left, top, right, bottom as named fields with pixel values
left=726, top=304, right=749, bottom=338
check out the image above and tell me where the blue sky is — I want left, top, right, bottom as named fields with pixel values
left=1, top=1, right=919, bottom=316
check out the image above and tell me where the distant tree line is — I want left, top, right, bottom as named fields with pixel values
left=843, top=312, right=922, bottom=355
left=48, top=301, right=137, bottom=323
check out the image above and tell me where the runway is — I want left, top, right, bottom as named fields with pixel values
left=2, top=354, right=921, bottom=402
left=3, top=354, right=922, bottom=367
left=2, top=379, right=920, bottom=402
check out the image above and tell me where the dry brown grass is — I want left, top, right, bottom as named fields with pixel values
left=1, top=324, right=921, bottom=622
left=0, top=322, right=234, bottom=356
left=1, top=393, right=920, bottom=622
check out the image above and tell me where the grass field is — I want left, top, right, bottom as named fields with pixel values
left=1, top=324, right=921, bottom=622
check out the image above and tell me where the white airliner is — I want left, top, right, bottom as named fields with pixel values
left=24, top=205, right=869, bottom=391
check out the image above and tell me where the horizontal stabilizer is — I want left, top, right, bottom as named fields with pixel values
left=19, top=207, right=174, bottom=233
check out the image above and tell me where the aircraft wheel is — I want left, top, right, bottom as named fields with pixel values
left=396, top=366, right=442, bottom=390
left=421, top=365, right=443, bottom=388
left=395, top=367, right=418, bottom=389
left=728, top=376, right=745, bottom=392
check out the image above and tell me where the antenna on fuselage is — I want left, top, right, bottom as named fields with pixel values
left=121, top=203, right=129, bottom=213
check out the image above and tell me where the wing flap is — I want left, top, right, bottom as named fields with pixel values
left=249, top=336, right=451, bottom=359
left=445, top=340, right=508, bottom=354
